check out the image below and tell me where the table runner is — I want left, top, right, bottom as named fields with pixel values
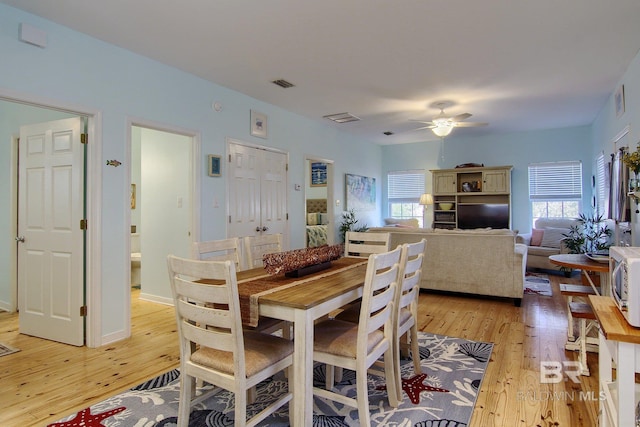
left=238, top=257, right=366, bottom=327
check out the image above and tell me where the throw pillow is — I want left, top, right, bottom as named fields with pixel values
left=530, top=228, right=544, bottom=246
left=307, top=213, right=318, bottom=226
left=540, top=227, right=568, bottom=249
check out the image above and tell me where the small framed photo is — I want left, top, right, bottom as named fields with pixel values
left=250, top=110, right=268, bottom=138
left=615, top=85, right=625, bottom=118
left=208, top=154, right=221, bottom=177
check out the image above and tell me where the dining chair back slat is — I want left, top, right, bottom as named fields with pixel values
left=192, top=238, right=243, bottom=270
left=344, top=231, right=390, bottom=258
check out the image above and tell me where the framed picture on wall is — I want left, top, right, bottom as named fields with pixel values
left=310, top=162, right=327, bottom=187
left=208, top=154, right=221, bottom=177
left=615, top=85, right=625, bottom=118
left=250, top=110, right=268, bottom=138
left=345, top=173, right=376, bottom=211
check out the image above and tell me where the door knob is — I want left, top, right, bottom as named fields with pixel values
left=262, top=226, right=269, bottom=232
left=15, top=236, right=25, bottom=242
left=255, top=227, right=262, bottom=232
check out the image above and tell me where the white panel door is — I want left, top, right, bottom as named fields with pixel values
left=227, top=142, right=287, bottom=243
left=261, top=149, right=287, bottom=236
left=18, top=117, right=85, bottom=346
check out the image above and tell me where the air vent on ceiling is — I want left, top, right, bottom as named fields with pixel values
left=323, top=112, right=361, bottom=123
left=272, top=79, right=295, bottom=88
left=383, top=131, right=394, bottom=136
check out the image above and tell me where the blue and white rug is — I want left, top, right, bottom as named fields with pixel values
left=48, top=333, right=493, bottom=427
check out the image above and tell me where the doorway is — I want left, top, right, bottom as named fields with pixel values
left=305, top=156, right=335, bottom=247
left=2, top=95, right=100, bottom=347
left=129, top=125, right=196, bottom=307
left=226, top=139, right=288, bottom=246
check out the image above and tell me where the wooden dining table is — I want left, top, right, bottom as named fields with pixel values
left=234, top=257, right=369, bottom=426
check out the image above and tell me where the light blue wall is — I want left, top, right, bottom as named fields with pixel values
left=0, top=4, right=382, bottom=340
left=381, top=126, right=593, bottom=233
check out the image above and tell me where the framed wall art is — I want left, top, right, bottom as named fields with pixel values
left=250, top=110, right=268, bottom=138
left=208, top=154, right=221, bottom=177
left=615, top=85, right=625, bottom=118
left=345, top=173, right=376, bottom=211
left=310, top=162, right=327, bottom=187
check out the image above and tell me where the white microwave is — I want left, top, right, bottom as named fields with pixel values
left=609, top=246, right=640, bottom=327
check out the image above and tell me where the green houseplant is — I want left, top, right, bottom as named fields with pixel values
left=562, top=212, right=612, bottom=255
left=338, top=208, right=369, bottom=243
left=562, top=212, right=612, bottom=282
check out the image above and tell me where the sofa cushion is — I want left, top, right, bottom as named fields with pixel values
left=530, top=228, right=544, bottom=246
left=540, top=227, right=568, bottom=249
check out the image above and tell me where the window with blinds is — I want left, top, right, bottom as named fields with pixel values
left=387, top=170, right=426, bottom=226
left=528, top=161, right=582, bottom=224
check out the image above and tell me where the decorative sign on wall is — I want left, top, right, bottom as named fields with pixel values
left=345, top=173, right=376, bottom=211
left=615, top=85, right=625, bottom=118
left=311, top=162, right=327, bottom=187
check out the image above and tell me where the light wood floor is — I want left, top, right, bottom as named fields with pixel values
left=1, top=273, right=599, bottom=426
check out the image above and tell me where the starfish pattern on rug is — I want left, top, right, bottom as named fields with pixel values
left=377, top=373, right=449, bottom=404
left=47, top=407, right=126, bottom=427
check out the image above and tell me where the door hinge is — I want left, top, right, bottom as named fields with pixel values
left=228, top=215, right=231, bottom=223
left=286, top=213, right=289, bottom=220
left=286, top=163, right=289, bottom=171
left=81, top=133, right=88, bottom=144
left=228, top=154, right=231, bottom=162
left=80, top=219, right=88, bottom=230
left=80, top=305, right=87, bottom=317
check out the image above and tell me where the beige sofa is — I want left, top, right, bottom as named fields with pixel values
left=368, top=227, right=527, bottom=306
left=515, top=218, right=578, bottom=272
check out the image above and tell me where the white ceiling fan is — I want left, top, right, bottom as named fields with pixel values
left=409, top=102, right=488, bottom=137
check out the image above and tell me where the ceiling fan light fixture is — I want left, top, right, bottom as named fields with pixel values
left=432, top=124, right=453, bottom=137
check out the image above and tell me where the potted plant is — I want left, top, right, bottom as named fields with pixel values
left=562, top=212, right=612, bottom=283
left=338, top=208, right=369, bottom=243
left=624, top=144, right=640, bottom=191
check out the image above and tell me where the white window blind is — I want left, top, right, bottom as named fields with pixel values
left=528, top=161, right=583, bottom=200
left=595, top=153, right=609, bottom=218
left=388, top=170, right=425, bottom=201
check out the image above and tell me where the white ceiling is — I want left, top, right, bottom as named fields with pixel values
left=4, top=0, right=640, bottom=145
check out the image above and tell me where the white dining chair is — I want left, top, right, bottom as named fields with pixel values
left=392, top=239, right=426, bottom=397
left=167, top=255, right=293, bottom=427
left=312, top=247, right=401, bottom=426
left=244, top=233, right=283, bottom=269
left=344, top=231, right=391, bottom=258
left=194, top=237, right=288, bottom=337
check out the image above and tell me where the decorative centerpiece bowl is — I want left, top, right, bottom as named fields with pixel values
left=439, top=203, right=453, bottom=210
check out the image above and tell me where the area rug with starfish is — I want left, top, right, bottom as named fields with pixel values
left=49, top=332, right=493, bottom=427
left=524, top=272, right=552, bottom=296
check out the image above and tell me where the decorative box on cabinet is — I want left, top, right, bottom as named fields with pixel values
left=430, top=166, right=513, bottom=230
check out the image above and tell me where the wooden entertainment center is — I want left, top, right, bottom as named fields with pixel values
left=430, top=165, right=513, bottom=230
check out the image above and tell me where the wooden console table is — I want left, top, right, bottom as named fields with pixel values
left=590, top=295, right=640, bottom=426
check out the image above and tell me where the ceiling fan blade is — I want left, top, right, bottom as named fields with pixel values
left=409, top=125, right=435, bottom=132
left=409, top=119, right=435, bottom=125
left=454, top=122, right=488, bottom=127
left=451, top=113, right=472, bottom=121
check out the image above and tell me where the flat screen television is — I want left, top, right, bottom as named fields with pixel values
left=457, top=203, right=509, bottom=230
